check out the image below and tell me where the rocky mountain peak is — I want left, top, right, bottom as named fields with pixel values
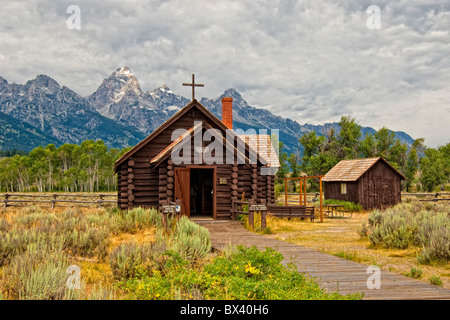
left=88, top=67, right=143, bottom=113
left=0, top=76, right=7, bottom=86
left=221, top=88, right=245, bottom=101
left=108, top=66, right=141, bottom=92
left=25, top=75, right=61, bottom=95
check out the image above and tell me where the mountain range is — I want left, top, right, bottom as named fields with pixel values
left=0, top=67, right=415, bottom=154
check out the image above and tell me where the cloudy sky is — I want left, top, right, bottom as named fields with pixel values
left=1, top=0, right=449, bottom=147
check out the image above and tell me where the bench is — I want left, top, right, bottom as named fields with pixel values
left=268, top=205, right=316, bottom=222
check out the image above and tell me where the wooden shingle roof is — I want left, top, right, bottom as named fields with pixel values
left=322, top=157, right=406, bottom=182
left=240, top=135, right=280, bottom=168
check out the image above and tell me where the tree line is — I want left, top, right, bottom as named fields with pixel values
left=276, top=116, right=450, bottom=192
left=0, top=140, right=130, bottom=193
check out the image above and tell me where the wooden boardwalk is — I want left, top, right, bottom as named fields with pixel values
left=194, top=219, right=450, bottom=300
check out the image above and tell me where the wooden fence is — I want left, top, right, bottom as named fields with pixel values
left=401, top=192, right=450, bottom=202
left=0, top=193, right=117, bottom=209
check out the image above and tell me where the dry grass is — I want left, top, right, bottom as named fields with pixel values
left=0, top=205, right=157, bottom=300
left=264, top=211, right=450, bottom=290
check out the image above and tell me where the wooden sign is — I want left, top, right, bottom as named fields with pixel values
left=162, top=205, right=181, bottom=214
left=194, top=146, right=210, bottom=154
left=249, top=204, right=267, bottom=212
left=219, top=178, right=227, bottom=184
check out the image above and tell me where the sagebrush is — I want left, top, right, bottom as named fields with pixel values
left=363, top=200, right=450, bottom=264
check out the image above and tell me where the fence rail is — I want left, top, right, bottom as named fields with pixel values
left=401, top=192, right=450, bottom=202
left=0, top=193, right=117, bottom=209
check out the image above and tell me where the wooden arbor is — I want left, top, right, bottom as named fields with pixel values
left=283, top=175, right=325, bottom=223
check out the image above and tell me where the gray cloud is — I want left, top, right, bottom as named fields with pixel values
left=0, top=0, right=449, bottom=147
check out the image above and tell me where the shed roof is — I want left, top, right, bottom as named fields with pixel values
left=322, top=157, right=406, bottom=182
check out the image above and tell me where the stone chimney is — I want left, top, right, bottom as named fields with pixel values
left=221, top=97, right=233, bottom=129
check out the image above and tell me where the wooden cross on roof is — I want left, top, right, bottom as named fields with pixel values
left=182, top=74, right=204, bottom=100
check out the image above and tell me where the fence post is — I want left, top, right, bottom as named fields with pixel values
left=98, top=194, right=104, bottom=208
left=51, top=194, right=57, bottom=209
left=260, top=199, right=266, bottom=231
left=3, top=193, right=9, bottom=208
left=248, top=199, right=255, bottom=231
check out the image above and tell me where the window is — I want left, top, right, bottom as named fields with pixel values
left=341, top=183, right=347, bottom=194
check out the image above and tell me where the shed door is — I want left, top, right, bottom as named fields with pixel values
left=175, top=168, right=190, bottom=217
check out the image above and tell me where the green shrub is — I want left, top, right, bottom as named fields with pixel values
left=0, top=244, right=79, bottom=300
left=0, top=229, right=42, bottom=266
left=324, top=199, right=363, bottom=212
left=109, top=242, right=166, bottom=280
left=418, top=226, right=450, bottom=264
left=405, top=267, right=423, bottom=279
left=368, top=210, right=383, bottom=227
left=14, top=211, right=59, bottom=228
left=169, top=216, right=211, bottom=260
left=334, top=251, right=357, bottom=262
left=109, top=207, right=162, bottom=234
left=0, top=207, right=111, bottom=265
left=429, top=275, right=443, bottom=287
left=261, top=226, right=273, bottom=235
left=357, top=222, right=369, bottom=238
left=365, top=202, right=449, bottom=264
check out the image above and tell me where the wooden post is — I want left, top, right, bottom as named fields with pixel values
left=284, top=178, right=288, bottom=206
left=304, top=177, right=307, bottom=205
left=248, top=199, right=255, bottom=230
left=319, top=177, right=323, bottom=223
left=51, top=194, right=57, bottom=209
left=260, top=199, right=266, bottom=230
left=98, top=194, right=104, bottom=208
left=3, top=193, right=9, bottom=208
left=299, top=179, right=302, bottom=205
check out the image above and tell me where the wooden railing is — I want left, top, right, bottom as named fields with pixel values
left=0, top=193, right=117, bottom=209
left=230, top=198, right=249, bottom=219
left=231, top=198, right=267, bottom=231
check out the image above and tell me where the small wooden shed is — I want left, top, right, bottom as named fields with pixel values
left=114, top=97, right=280, bottom=219
left=322, top=157, right=406, bottom=210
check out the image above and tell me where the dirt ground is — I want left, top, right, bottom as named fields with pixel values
left=264, top=212, right=450, bottom=290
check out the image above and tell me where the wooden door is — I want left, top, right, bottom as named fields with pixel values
left=175, top=168, right=190, bottom=217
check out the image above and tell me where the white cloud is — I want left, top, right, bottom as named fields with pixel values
left=0, top=0, right=449, bottom=147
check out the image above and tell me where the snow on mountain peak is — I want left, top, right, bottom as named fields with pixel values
left=116, top=66, right=134, bottom=77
